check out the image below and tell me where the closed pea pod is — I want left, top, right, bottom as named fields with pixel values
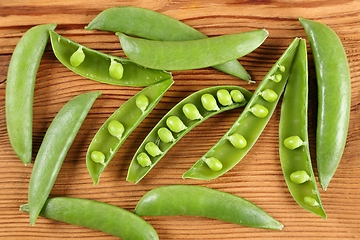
left=299, top=18, right=351, bottom=190
left=28, top=91, right=101, bottom=226
left=135, top=185, right=283, bottom=230
left=126, top=86, right=252, bottom=184
left=183, top=38, right=300, bottom=180
left=6, top=23, right=57, bottom=165
left=85, top=6, right=253, bottom=82
left=279, top=39, right=326, bottom=219
left=21, top=197, right=159, bottom=240
left=86, top=79, right=173, bottom=185
left=49, top=31, right=171, bottom=87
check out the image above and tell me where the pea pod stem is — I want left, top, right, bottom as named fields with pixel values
left=85, top=6, right=252, bottom=82
left=6, top=23, right=57, bottom=165
left=28, top=91, right=101, bottom=225
left=299, top=18, right=351, bottom=190
left=21, top=197, right=159, bottom=240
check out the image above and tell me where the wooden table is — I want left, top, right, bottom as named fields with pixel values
left=1, top=0, right=359, bottom=239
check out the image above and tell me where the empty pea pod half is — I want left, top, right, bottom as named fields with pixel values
left=183, top=38, right=300, bottom=180
left=85, top=6, right=252, bottom=82
left=279, top=39, right=326, bottom=219
left=49, top=30, right=171, bottom=87
left=87, top=79, right=173, bottom=185
left=134, top=185, right=283, bottom=230
left=21, top=197, right=159, bottom=240
left=126, top=85, right=253, bottom=184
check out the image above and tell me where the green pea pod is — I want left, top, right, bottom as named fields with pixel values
left=28, top=91, right=101, bottom=226
left=279, top=39, right=326, bottom=219
left=299, top=18, right=351, bottom=190
left=86, top=79, right=174, bottom=185
left=85, top=6, right=252, bottom=81
left=127, top=86, right=253, bottom=184
left=135, top=185, right=283, bottom=230
left=49, top=30, right=171, bottom=87
left=117, top=29, right=268, bottom=71
left=183, top=38, right=300, bottom=180
left=21, top=197, right=159, bottom=240
left=6, top=23, right=57, bottom=165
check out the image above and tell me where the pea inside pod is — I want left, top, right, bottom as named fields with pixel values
left=127, top=85, right=253, bottom=184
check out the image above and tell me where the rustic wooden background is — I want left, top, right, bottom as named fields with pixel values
left=1, top=0, right=359, bottom=239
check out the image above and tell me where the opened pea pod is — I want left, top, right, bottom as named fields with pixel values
left=126, top=85, right=253, bottom=184
left=49, top=30, right=171, bottom=87
left=183, top=38, right=300, bottom=180
left=87, top=79, right=173, bottom=185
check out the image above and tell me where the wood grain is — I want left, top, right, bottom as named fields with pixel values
left=1, top=0, right=360, bottom=239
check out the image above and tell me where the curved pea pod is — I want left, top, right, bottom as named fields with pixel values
left=279, top=39, right=326, bottom=219
left=6, top=23, right=57, bottom=165
left=21, top=197, right=159, bottom=240
left=49, top=30, right=171, bottom=87
left=28, top=91, right=101, bottom=225
left=117, top=29, right=268, bottom=71
left=183, top=38, right=300, bottom=180
left=87, top=79, right=173, bottom=185
left=85, top=6, right=252, bottom=82
left=126, top=86, right=253, bottom=184
left=134, top=185, right=283, bottom=230
left=299, top=18, right=351, bottom=190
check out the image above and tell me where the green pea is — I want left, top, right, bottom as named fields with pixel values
left=70, top=46, right=85, bottom=67
left=145, top=142, right=162, bottom=157
left=157, top=127, right=175, bottom=143
left=269, top=73, right=282, bottom=83
left=217, top=89, right=233, bottom=106
left=284, top=136, right=305, bottom=150
left=137, top=152, right=152, bottom=167
left=203, top=157, right=223, bottom=171
left=109, top=58, right=124, bottom=80
left=230, top=89, right=245, bottom=103
left=136, top=94, right=149, bottom=112
left=182, top=103, right=202, bottom=120
left=201, top=93, right=219, bottom=111
left=227, top=133, right=247, bottom=149
left=166, top=116, right=187, bottom=133
left=259, top=89, right=278, bottom=102
left=250, top=104, right=268, bottom=118
left=107, top=120, right=125, bottom=139
left=90, top=151, right=106, bottom=165
left=290, top=170, right=311, bottom=184
left=304, top=196, right=320, bottom=207
left=278, top=64, right=286, bottom=72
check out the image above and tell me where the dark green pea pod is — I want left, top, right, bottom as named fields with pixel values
left=85, top=6, right=252, bottom=82
left=49, top=30, right=171, bottom=87
left=117, top=29, right=268, bottom=71
left=183, top=38, right=300, bottom=180
left=87, top=79, right=173, bottom=185
left=28, top=91, right=101, bottom=225
left=279, top=39, right=326, bottom=219
left=135, top=185, right=283, bottom=230
left=21, top=197, right=159, bottom=240
left=126, top=86, right=253, bottom=184
left=299, top=18, right=351, bottom=190
left=6, top=23, right=57, bottom=165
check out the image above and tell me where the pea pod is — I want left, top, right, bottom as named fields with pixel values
left=279, top=39, right=326, bottom=219
left=28, top=91, right=101, bottom=225
left=49, top=30, right=171, bottom=87
left=117, top=29, right=268, bottom=71
left=21, top=197, right=159, bottom=240
left=183, top=38, right=300, bottom=180
left=6, top=23, right=57, bottom=165
left=299, top=18, right=351, bottom=190
left=86, top=79, right=173, bottom=185
left=126, top=86, right=253, bottom=184
left=85, top=6, right=252, bottom=81
left=134, top=185, right=283, bottom=230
